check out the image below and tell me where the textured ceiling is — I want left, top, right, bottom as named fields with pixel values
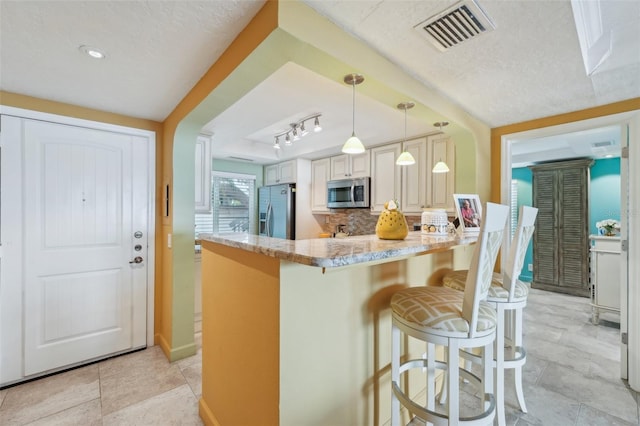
left=304, top=0, right=640, bottom=127
left=0, top=1, right=266, bottom=120
left=0, top=0, right=638, bottom=164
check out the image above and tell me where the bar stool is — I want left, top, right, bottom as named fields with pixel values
left=391, top=202, right=509, bottom=425
left=441, top=205, right=538, bottom=426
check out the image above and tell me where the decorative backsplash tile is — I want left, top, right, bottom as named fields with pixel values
left=322, top=209, right=422, bottom=236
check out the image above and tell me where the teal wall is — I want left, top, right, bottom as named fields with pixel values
left=512, top=167, right=534, bottom=282
left=512, top=158, right=621, bottom=282
left=590, top=158, right=621, bottom=234
left=212, top=159, right=264, bottom=186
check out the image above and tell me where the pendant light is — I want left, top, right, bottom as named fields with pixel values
left=395, top=102, right=416, bottom=165
left=432, top=121, right=450, bottom=173
left=341, top=73, right=366, bottom=154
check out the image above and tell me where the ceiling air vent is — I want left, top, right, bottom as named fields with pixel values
left=414, top=0, right=496, bottom=52
left=591, top=140, right=613, bottom=148
left=227, top=156, right=254, bottom=162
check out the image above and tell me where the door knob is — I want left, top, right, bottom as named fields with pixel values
left=129, top=256, right=144, bottom=264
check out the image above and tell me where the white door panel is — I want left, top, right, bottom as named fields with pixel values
left=21, top=119, right=147, bottom=376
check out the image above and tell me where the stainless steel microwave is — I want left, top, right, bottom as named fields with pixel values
left=327, top=177, right=370, bottom=209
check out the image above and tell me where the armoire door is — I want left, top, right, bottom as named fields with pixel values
left=7, top=116, right=150, bottom=378
left=531, top=159, right=592, bottom=297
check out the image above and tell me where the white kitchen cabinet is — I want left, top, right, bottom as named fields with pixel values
left=329, top=151, right=370, bottom=180
left=195, top=134, right=212, bottom=213
left=311, top=158, right=331, bottom=213
left=401, top=137, right=428, bottom=214
left=426, top=135, right=455, bottom=212
left=373, top=135, right=455, bottom=215
left=590, top=235, right=621, bottom=324
left=370, top=143, right=402, bottom=213
left=265, top=160, right=297, bottom=185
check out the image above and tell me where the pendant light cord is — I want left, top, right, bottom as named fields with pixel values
left=404, top=106, right=407, bottom=142
left=351, top=79, right=356, bottom=137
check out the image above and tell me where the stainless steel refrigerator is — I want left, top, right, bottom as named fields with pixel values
left=258, top=183, right=295, bottom=240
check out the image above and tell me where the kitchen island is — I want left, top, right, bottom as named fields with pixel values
left=198, top=231, right=476, bottom=426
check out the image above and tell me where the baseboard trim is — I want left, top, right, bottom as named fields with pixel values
left=199, top=397, right=221, bottom=426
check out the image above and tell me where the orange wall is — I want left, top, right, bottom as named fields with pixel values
left=490, top=98, right=640, bottom=203
left=156, top=0, right=278, bottom=356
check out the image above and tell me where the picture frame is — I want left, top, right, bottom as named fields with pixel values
left=453, top=194, right=482, bottom=234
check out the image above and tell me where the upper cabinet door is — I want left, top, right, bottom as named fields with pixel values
left=371, top=143, right=401, bottom=213
left=349, top=151, right=370, bottom=178
left=401, top=137, right=428, bottom=214
left=265, top=160, right=297, bottom=185
left=278, top=160, right=297, bottom=183
left=426, top=135, right=455, bottom=212
left=311, top=158, right=330, bottom=213
left=264, top=164, right=279, bottom=185
left=195, top=135, right=211, bottom=213
left=330, top=155, right=349, bottom=180
left=330, top=152, right=370, bottom=180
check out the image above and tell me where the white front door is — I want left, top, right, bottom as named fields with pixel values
left=19, top=118, right=149, bottom=376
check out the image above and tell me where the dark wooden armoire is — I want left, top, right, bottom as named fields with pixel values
left=529, top=158, right=593, bottom=297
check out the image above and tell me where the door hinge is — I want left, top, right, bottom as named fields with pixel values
left=621, top=240, right=628, bottom=252
left=622, top=332, right=628, bottom=345
left=621, top=146, right=629, bottom=159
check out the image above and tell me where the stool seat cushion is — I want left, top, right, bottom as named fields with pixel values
left=442, top=270, right=529, bottom=301
left=391, top=286, right=497, bottom=334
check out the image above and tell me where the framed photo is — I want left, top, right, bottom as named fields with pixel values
left=453, top=194, right=482, bottom=233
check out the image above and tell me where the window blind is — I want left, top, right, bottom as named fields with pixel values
left=195, top=172, right=255, bottom=236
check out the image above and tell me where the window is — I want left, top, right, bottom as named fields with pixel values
left=195, top=172, right=256, bottom=236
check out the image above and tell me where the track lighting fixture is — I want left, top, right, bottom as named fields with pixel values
left=396, top=102, right=416, bottom=166
left=341, top=73, right=366, bottom=154
left=273, top=113, right=322, bottom=149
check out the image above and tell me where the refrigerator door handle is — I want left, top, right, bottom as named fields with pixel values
left=266, top=203, right=273, bottom=237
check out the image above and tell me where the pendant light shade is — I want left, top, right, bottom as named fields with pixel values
left=343, top=133, right=366, bottom=154
left=396, top=102, right=416, bottom=166
left=342, top=73, right=366, bottom=154
left=396, top=151, right=416, bottom=165
left=432, top=121, right=450, bottom=173
left=432, top=160, right=450, bottom=173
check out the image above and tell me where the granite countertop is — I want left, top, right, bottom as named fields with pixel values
left=198, top=231, right=476, bottom=268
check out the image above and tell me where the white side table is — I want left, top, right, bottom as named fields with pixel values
left=589, top=235, right=621, bottom=324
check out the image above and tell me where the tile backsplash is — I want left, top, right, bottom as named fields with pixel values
left=322, top=209, right=422, bottom=236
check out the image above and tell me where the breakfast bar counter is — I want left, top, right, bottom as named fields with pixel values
left=197, top=231, right=476, bottom=426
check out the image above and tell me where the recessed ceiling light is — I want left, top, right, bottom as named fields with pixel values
left=79, top=45, right=106, bottom=59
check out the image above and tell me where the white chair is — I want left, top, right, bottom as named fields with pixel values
left=441, top=205, right=538, bottom=426
left=391, top=202, right=510, bottom=425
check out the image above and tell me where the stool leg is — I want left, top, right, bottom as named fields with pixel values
left=438, top=347, right=448, bottom=405
left=483, top=336, right=494, bottom=413
left=495, top=304, right=506, bottom=426
left=391, top=323, right=400, bottom=426
left=514, top=307, right=528, bottom=413
left=447, top=339, right=460, bottom=425
left=427, top=342, right=436, bottom=414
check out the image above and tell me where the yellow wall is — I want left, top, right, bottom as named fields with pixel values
left=490, top=98, right=640, bottom=203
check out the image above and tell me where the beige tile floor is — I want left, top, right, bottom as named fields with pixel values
left=0, top=289, right=638, bottom=425
left=0, top=330, right=203, bottom=426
